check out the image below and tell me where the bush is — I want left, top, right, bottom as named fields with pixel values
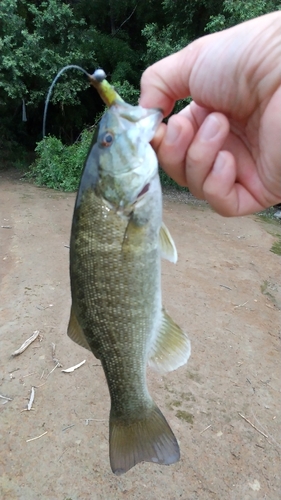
left=29, top=130, right=93, bottom=191
left=29, top=127, right=187, bottom=192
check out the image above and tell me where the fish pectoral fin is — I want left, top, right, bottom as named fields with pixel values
left=159, top=222, right=177, bottom=263
left=67, top=307, right=91, bottom=352
left=148, top=308, right=191, bottom=373
left=109, top=403, right=180, bottom=475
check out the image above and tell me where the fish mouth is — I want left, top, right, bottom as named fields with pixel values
left=118, top=103, right=163, bottom=123
left=113, top=103, right=163, bottom=142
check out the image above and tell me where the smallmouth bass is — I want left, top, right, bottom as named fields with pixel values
left=67, top=72, right=191, bottom=475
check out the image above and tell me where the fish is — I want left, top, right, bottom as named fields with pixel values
left=67, top=71, right=191, bottom=475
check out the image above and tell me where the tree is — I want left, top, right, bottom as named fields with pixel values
left=0, top=0, right=280, bottom=151
left=206, top=0, right=280, bottom=32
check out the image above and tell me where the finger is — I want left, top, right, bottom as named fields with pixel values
left=185, top=113, right=230, bottom=199
left=154, top=115, right=195, bottom=186
left=178, top=101, right=210, bottom=127
left=139, top=43, right=202, bottom=116
left=203, top=151, right=264, bottom=216
left=150, top=122, right=166, bottom=152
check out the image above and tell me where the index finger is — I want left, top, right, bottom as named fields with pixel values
left=139, top=44, right=199, bottom=116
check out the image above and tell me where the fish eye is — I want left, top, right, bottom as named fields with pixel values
left=101, top=131, right=114, bottom=147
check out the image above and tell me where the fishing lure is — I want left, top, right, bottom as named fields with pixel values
left=43, top=65, right=123, bottom=137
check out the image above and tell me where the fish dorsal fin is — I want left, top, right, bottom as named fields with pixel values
left=159, top=222, right=177, bottom=263
left=148, top=309, right=191, bottom=373
left=67, top=307, right=91, bottom=352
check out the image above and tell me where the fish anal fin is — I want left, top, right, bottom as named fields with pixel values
left=109, top=403, right=180, bottom=475
left=159, top=222, right=177, bottom=263
left=67, top=307, right=91, bottom=352
left=148, top=309, right=191, bottom=373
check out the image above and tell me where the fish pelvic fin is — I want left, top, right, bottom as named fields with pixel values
left=148, top=309, right=191, bottom=374
left=67, top=306, right=91, bottom=352
left=109, top=403, right=180, bottom=475
left=159, top=222, right=177, bottom=263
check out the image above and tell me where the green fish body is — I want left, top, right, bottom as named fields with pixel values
left=68, top=102, right=191, bottom=475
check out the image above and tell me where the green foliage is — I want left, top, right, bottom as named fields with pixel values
left=0, top=0, right=101, bottom=145
left=0, top=0, right=97, bottom=104
left=161, top=0, right=225, bottom=40
left=2, top=0, right=281, bottom=190
left=159, top=167, right=187, bottom=190
left=111, top=80, right=139, bottom=105
left=142, top=24, right=192, bottom=114
left=29, top=128, right=187, bottom=191
left=206, top=0, right=281, bottom=33
left=29, top=130, right=93, bottom=191
left=0, top=137, right=33, bottom=170
left=142, top=23, right=187, bottom=66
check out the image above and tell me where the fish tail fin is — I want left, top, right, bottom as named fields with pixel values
left=109, top=403, right=180, bottom=475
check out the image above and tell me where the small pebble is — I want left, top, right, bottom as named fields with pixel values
left=249, top=479, right=261, bottom=491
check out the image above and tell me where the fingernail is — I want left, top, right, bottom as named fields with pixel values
left=213, top=151, right=226, bottom=174
left=199, top=115, right=221, bottom=141
left=165, top=119, right=181, bottom=145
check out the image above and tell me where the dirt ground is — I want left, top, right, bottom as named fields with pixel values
left=0, top=170, right=280, bottom=500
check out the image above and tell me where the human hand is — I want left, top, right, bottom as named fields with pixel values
left=140, top=12, right=281, bottom=216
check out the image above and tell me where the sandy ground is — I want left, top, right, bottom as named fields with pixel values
left=0, top=170, right=280, bottom=500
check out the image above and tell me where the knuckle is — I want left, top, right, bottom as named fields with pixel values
left=187, top=144, right=213, bottom=169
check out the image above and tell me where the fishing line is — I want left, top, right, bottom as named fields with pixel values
left=43, top=65, right=90, bottom=138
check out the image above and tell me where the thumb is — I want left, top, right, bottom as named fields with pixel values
left=139, top=41, right=203, bottom=116
left=140, top=12, right=281, bottom=118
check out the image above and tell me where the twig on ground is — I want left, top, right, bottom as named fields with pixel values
left=62, top=360, right=86, bottom=373
left=225, top=328, right=236, bottom=335
left=251, top=411, right=281, bottom=451
left=85, top=418, right=106, bottom=425
left=234, top=301, right=248, bottom=309
left=12, top=331, right=40, bottom=356
left=51, top=343, right=62, bottom=367
left=58, top=449, right=68, bottom=461
left=219, top=284, right=232, bottom=290
left=22, top=373, right=35, bottom=379
left=200, top=424, right=212, bottom=435
left=238, top=413, right=268, bottom=438
left=26, top=431, right=47, bottom=442
left=259, top=379, right=278, bottom=392
left=62, top=424, right=75, bottom=431
left=0, top=394, right=13, bottom=401
left=0, top=394, right=12, bottom=400
left=33, top=381, right=47, bottom=388
left=46, top=362, right=60, bottom=378
left=27, top=387, right=35, bottom=411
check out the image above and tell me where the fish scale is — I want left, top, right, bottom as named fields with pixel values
left=71, top=188, right=160, bottom=362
